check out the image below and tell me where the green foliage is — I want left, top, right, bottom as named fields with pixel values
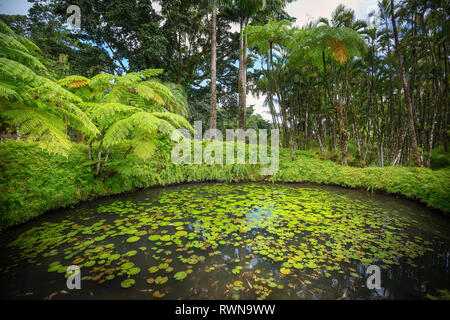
left=247, top=19, right=292, bottom=55
left=1, top=141, right=449, bottom=230
left=0, top=141, right=100, bottom=228
left=426, top=289, right=450, bottom=300
left=4, top=181, right=441, bottom=299
left=429, top=147, right=450, bottom=170
left=58, top=69, right=192, bottom=175
left=308, top=24, right=367, bottom=64
left=274, top=149, right=450, bottom=212
left=0, top=19, right=98, bottom=156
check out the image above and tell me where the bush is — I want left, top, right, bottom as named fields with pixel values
left=1, top=141, right=449, bottom=229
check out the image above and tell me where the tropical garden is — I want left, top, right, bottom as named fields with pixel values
left=0, top=0, right=449, bottom=300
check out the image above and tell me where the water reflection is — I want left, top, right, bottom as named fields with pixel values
left=0, top=183, right=449, bottom=300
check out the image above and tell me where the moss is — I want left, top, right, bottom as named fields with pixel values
left=0, top=141, right=449, bottom=229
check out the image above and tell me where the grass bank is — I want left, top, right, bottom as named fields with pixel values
left=1, top=140, right=449, bottom=229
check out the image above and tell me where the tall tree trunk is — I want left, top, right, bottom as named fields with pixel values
left=337, top=108, right=348, bottom=165
left=238, top=17, right=247, bottom=131
left=266, top=41, right=279, bottom=129
left=390, top=0, right=421, bottom=166
left=209, top=5, right=217, bottom=140
left=314, top=118, right=326, bottom=153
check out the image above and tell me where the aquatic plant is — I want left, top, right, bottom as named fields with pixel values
left=1, top=183, right=440, bottom=300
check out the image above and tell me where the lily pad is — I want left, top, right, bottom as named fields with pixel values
left=174, top=271, right=187, bottom=280
left=126, top=236, right=140, bottom=243
left=121, top=279, right=135, bottom=288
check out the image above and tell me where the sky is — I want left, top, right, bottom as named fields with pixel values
left=0, top=0, right=379, bottom=121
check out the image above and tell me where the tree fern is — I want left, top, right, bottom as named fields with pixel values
left=0, top=21, right=98, bottom=155
left=103, top=112, right=183, bottom=149
left=59, top=68, right=193, bottom=175
left=0, top=83, right=19, bottom=100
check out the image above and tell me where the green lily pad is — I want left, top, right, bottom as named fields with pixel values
left=127, top=267, right=141, bottom=275
left=174, top=271, right=187, bottom=280
left=121, top=279, right=135, bottom=288
left=155, top=276, right=168, bottom=284
left=148, top=266, right=159, bottom=273
left=280, top=268, right=291, bottom=275
left=126, top=236, right=140, bottom=243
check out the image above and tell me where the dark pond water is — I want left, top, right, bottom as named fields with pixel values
left=0, top=182, right=449, bottom=300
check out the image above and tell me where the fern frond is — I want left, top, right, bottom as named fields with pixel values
left=103, top=111, right=176, bottom=148
left=34, top=75, right=82, bottom=103
left=81, top=102, right=138, bottom=129
left=0, top=57, right=37, bottom=83
left=2, top=107, right=72, bottom=156
left=0, top=47, right=46, bottom=70
left=152, top=112, right=194, bottom=132
left=164, top=82, right=188, bottom=116
left=15, top=34, right=42, bottom=53
left=0, top=33, right=29, bottom=54
left=104, top=86, right=129, bottom=103
left=0, top=20, right=97, bottom=155
left=134, top=82, right=165, bottom=105
left=58, top=75, right=90, bottom=87
left=0, top=20, right=15, bottom=36
left=140, top=69, right=164, bottom=78
left=117, top=72, right=145, bottom=86
left=0, top=83, right=20, bottom=100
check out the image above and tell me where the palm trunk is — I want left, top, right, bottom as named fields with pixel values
left=209, top=5, right=217, bottom=140
left=267, top=42, right=278, bottom=129
left=238, top=17, right=247, bottom=131
left=314, top=118, right=326, bottom=153
left=337, top=109, right=348, bottom=165
left=390, top=0, right=421, bottom=166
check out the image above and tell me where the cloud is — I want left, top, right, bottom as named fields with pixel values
left=248, top=93, right=273, bottom=121
left=287, top=0, right=378, bottom=27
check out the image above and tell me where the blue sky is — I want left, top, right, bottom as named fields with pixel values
left=0, top=0, right=379, bottom=120
left=0, top=0, right=32, bottom=15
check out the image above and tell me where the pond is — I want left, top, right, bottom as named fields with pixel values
left=0, top=182, right=449, bottom=300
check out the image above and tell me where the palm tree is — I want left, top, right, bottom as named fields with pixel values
left=247, top=19, right=292, bottom=127
left=205, top=0, right=236, bottom=138
left=247, top=19, right=291, bottom=72
left=306, top=6, right=367, bottom=164
left=210, top=3, right=218, bottom=138
left=247, top=19, right=293, bottom=155
left=389, top=0, right=422, bottom=166
left=222, top=0, right=295, bottom=133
